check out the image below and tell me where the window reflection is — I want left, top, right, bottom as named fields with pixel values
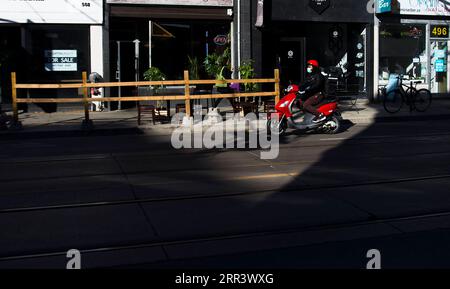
left=379, top=23, right=427, bottom=83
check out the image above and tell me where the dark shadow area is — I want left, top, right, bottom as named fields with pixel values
left=1, top=98, right=450, bottom=269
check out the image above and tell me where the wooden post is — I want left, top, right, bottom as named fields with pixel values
left=274, top=69, right=280, bottom=103
left=184, top=70, right=191, bottom=117
left=11, top=72, right=18, bottom=123
left=82, top=71, right=90, bottom=122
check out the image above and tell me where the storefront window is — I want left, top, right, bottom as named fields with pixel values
left=25, top=25, right=90, bottom=83
left=379, top=23, right=427, bottom=82
left=152, top=21, right=230, bottom=80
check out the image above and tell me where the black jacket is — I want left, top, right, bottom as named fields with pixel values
left=299, top=71, right=325, bottom=98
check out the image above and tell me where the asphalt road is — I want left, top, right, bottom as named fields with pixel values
left=1, top=118, right=450, bottom=268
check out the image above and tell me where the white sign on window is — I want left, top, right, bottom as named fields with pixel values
left=398, top=0, right=450, bottom=16
left=107, top=0, right=233, bottom=6
left=44, top=50, right=78, bottom=72
left=0, top=0, right=103, bottom=24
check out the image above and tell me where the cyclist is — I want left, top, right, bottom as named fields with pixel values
left=299, top=59, right=326, bottom=123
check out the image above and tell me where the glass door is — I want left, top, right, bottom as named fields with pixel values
left=430, top=40, right=448, bottom=94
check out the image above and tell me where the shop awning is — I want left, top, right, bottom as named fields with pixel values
left=110, top=5, right=233, bottom=20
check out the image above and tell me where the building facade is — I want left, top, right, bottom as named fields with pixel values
left=241, top=0, right=374, bottom=98
left=375, top=0, right=450, bottom=99
left=2, top=0, right=449, bottom=110
left=105, top=0, right=235, bottom=108
left=0, top=0, right=104, bottom=110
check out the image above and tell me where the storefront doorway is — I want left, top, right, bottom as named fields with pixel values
left=276, top=38, right=305, bottom=86
left=114, top=40, right=140, bottom=110
left=430, top=40, right=448, bottom=94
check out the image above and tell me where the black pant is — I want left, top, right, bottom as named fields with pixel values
left=214, top=87, right=231, bottom=107
left=303, top=93, right=324, bottom=117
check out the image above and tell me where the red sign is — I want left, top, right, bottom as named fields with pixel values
left=214, top=35, right=228, bottom=46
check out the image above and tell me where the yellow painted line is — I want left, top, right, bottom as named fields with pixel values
left=232, top=172, right=298, bottom=181
left=131, top=172, right=299, bottom=186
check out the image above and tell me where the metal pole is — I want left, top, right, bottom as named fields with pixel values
left=373, top=13, right=380, bottom=101
left=133, top=39, right=140, bottom=82
left=149, top=21, right=152, bottom=68
left=117, top=41, right=121, bottom=110
left=426, top=24, right=431, bottom=92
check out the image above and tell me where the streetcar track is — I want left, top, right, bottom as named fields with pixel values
left=2, top=203, right=450, bottom=263
left=1, top=128, right=450, bottom=263
left=1, top=173, right=450, bottom=214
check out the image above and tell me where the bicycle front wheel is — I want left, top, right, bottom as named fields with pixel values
left=414, top=89, right=432, bottom=112
left=383, top=89, right=403, bottom=113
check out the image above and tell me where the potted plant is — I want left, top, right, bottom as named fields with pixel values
left=187, top=56, right=200, bottom=81
left=239, top=60, right=257, bottom=93
left=143, top=66, right=166, bottom=94
left=238, top=59, right=260, bottom=111
left=203, top=47, right=231, bottom=85
left=203, top=48, right=231, bottom=108
left=143, top=67, right=166, bottom=109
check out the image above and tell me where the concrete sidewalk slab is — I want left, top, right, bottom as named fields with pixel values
left=1, top=98, right=449, bottom=135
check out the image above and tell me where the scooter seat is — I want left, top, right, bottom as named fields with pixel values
left=315, top=97, right=338, bottom=107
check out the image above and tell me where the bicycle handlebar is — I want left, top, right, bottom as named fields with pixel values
left=395, top=75, right=423, bottom=84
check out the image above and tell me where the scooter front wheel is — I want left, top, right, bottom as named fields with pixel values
left=267, top=118, right=287, bottom=136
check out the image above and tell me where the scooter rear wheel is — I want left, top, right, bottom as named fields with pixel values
left=322, top=115, right=341, bottom=134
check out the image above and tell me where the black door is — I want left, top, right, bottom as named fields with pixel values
left=0, top=27, right=22, bottom=108
left=276, top=39, right=305, bottom=88
left=110, top=41, right=139, bottom=110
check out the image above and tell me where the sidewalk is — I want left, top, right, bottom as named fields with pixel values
left=1, top=98, right=450, bottom=135
left=340, top=98, right=450, bottom=124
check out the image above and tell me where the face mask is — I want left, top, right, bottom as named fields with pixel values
left=307, top=67, right=313, bottom=74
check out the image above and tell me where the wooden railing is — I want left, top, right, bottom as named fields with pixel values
left=10, top=69, right=280, bottom=125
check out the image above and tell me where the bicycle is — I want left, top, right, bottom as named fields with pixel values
left=383, top=75, right=432, bottom=113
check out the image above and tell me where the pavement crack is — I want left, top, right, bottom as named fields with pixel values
left=110, top=155, right=169, bottom=259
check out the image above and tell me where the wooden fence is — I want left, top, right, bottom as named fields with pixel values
left=10, top=69, right=281, bottom=125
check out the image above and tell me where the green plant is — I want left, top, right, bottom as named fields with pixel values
left=143, top=67, right=166, bottom=94
left=239, top=60, right=258, bottom=92
left=187, top=56, right=200, bottom=80
left=203, top=47, right=231, bottom=79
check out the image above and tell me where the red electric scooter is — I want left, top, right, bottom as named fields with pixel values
left=267, top=84, right=342, bottom=135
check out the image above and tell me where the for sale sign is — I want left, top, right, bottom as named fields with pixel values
left=44, top=50, right=78, bottom=72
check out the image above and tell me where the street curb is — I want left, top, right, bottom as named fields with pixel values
left=0, top=127, right=145, bottom=140
left=343, top=113, right=450, bottom=124
left=2, top=112, right=450, bottom=138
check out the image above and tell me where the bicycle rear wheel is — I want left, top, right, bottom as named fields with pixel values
left=414, top=89, right=432, bottom=112
left=383, top=89, right=403, bottom=113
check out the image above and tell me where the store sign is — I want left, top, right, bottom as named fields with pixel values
left=0, top=0, right=102, bottom=24
left=397, top=0, right=450, bottom=16
left=44, top=50, right=78, bottom=72
left=436, top=49, right=446, bottom=58
left=107, top=0, right=233, bottom=6
left=430, top=25, right=449, bottom=38
left=309, top=0, right=330, bottom=14
left=435, top=59, right=446, bottom=73
left=213, top=35, right=228, bottom=46
left=377, top=0, right=392, bottom=13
